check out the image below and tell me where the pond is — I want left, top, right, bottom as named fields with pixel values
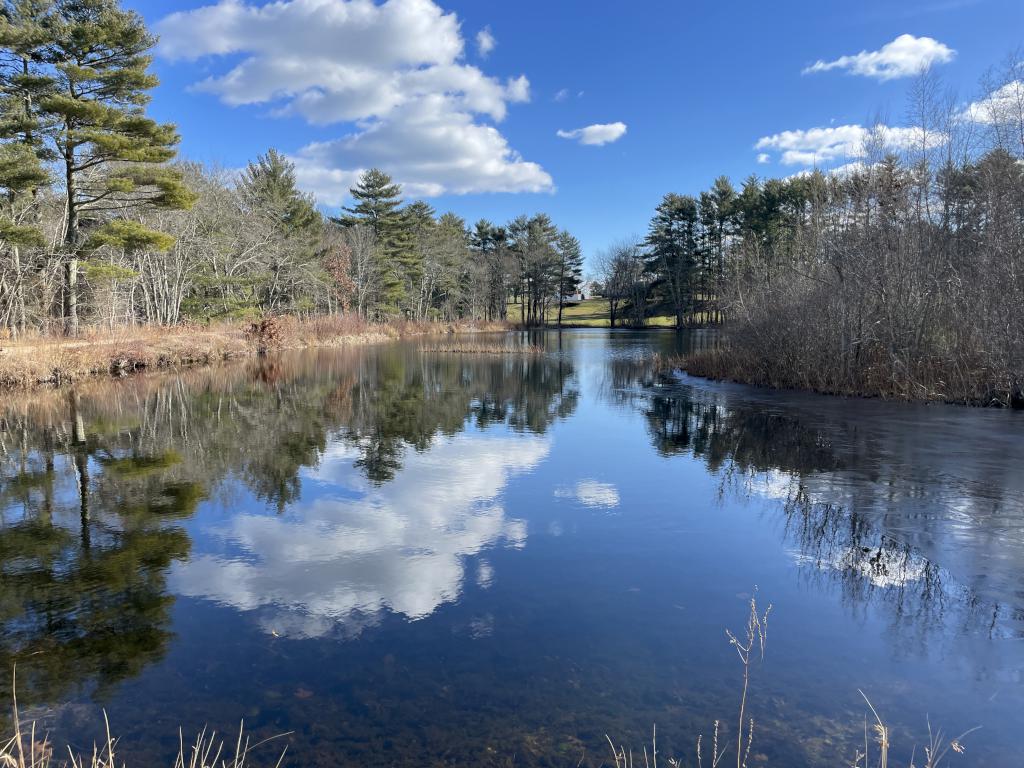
left=1, top=330, right=1022, bottom=767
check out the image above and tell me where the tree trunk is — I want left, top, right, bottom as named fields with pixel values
left=69, top=391, right=90, bottom=550
left=63, top=137, right=81, bottom=336
left=64, top=257, right=79, bottom=335
left=12, top=245, right=26, bottom=336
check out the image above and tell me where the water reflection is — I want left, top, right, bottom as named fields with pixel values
left=0, top=344, right=578, bottom=705
left=174, top=432, right=547, bottom=638
left=621, top=366, right=1024, bottom=642
left=0, top=397, right=195, bottom=709
left=555, top=479, right=621, bottom=509
left=0, top=332, right=1021, bottom=767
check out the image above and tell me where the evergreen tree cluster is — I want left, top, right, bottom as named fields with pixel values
left=334, top=169, right=583, bottom=324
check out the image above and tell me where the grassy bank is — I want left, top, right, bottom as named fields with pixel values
left=510, top=297, right=679, bottom=328
left=0, top=316, right=509, bottom=391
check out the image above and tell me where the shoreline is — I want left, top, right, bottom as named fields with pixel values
left=0, top=316, right=510, bottom=391
left=671, top=347, right=1024, bottom=409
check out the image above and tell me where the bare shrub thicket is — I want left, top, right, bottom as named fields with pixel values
left=688, top=61, right=1024, bottom=405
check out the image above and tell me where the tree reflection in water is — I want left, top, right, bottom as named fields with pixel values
left=625, top=365, right=1022, bottom=643
left=0, top=343, right=578, bottom=712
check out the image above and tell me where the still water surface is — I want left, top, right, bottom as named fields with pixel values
left=1, top=331, right=1022, bottom=766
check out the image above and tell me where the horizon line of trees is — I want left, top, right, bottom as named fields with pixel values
left=0, top=0, right=584, bottom=336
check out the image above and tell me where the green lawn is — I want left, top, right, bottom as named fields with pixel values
left=508, top=298, right=679, bottom=328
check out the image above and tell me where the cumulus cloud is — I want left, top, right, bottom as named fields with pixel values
left=755, top=123, right=946, bottom=166
left=172, top=433, right=550, bottom=638
left=803, top=34, right=955, bottom=81
left=476, top=26, right=496, bottom=58
left=291, top=97, right=551, bottom=204
left=556, top=122, right=628, bottom=146
left=155, top=0, right=551, bottom=200
left=756, top=152, right=770, bottom=164
left=961, top=80, right=1024, bottom=124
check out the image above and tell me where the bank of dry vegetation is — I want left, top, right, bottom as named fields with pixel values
left=0, top=316, right=508, bottom=390
left=697, top=62, right=1024, bottom=407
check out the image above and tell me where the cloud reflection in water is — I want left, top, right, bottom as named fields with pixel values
left=173, top=432, right=550, bottom=638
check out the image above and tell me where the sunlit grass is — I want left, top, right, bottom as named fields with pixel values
left=508, top=298, right=709, bottom=328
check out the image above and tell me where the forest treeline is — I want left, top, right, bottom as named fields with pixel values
left=602, top=56, right=1024, bottom=405
left=0, top=0, right=583, bottom=335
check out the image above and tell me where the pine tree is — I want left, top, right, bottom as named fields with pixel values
left=508, top=214, right=559, bottom=326
left=36, top=0, right=195, bottom=334
left=470, top=219, right=508, bottom=320
left=237, top=148, right=321, bottom=311
left=645, top=193, right=700, bottom=328
left=402, top=199, right=434, bottom=316
left=238, top=148, right=319, bottom=235
left=554, top=230, right=583, bottom=327
left=0, top=1, right=55, bottom=157
left=699, top=176, right=736, bottom=323
left=432, top=211, right=467, bottom=320
left=334, top=168, right=415, bottom=316
left=0, top=0, right=54, bottom=334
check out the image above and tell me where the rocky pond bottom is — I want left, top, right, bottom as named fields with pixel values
left=1, top=330, right=1022, bottom=767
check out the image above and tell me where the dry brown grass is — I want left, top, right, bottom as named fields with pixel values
left=606, top=595, right=976, bottom=768
left=0, top=324, right=249, bottom=389
left=2, top=669, right=288, bottom=768
left=0, top=316, right=512, bottom=390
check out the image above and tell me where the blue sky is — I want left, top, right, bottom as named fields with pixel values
left=129, top=0, right=1023, bottom=265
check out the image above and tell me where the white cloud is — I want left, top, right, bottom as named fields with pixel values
left=290, top=97, right=551, bottom=204
left=172, top=433, right=550, bottom=638
left=555, top=479, right=620, bottom=509
left=476, top=26, right=496, bottom=58
left=554, top=88, right=569, bottom=102
left=476, top=559, right=494, bottom=589
left=756, top=152, right=770, bottom=164
left=961, top=80, right=1024, bottom=124
left=574, top=480, right=620, bottom=508
left=556, top=122, right=628, bottom=146
left=756, top=123, right=946, bottom=166
left=785, top=161, right=869, bottom=181
left=156, top=0, right=551, bottom=200
left=803, top=34, right=955, bottom=81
